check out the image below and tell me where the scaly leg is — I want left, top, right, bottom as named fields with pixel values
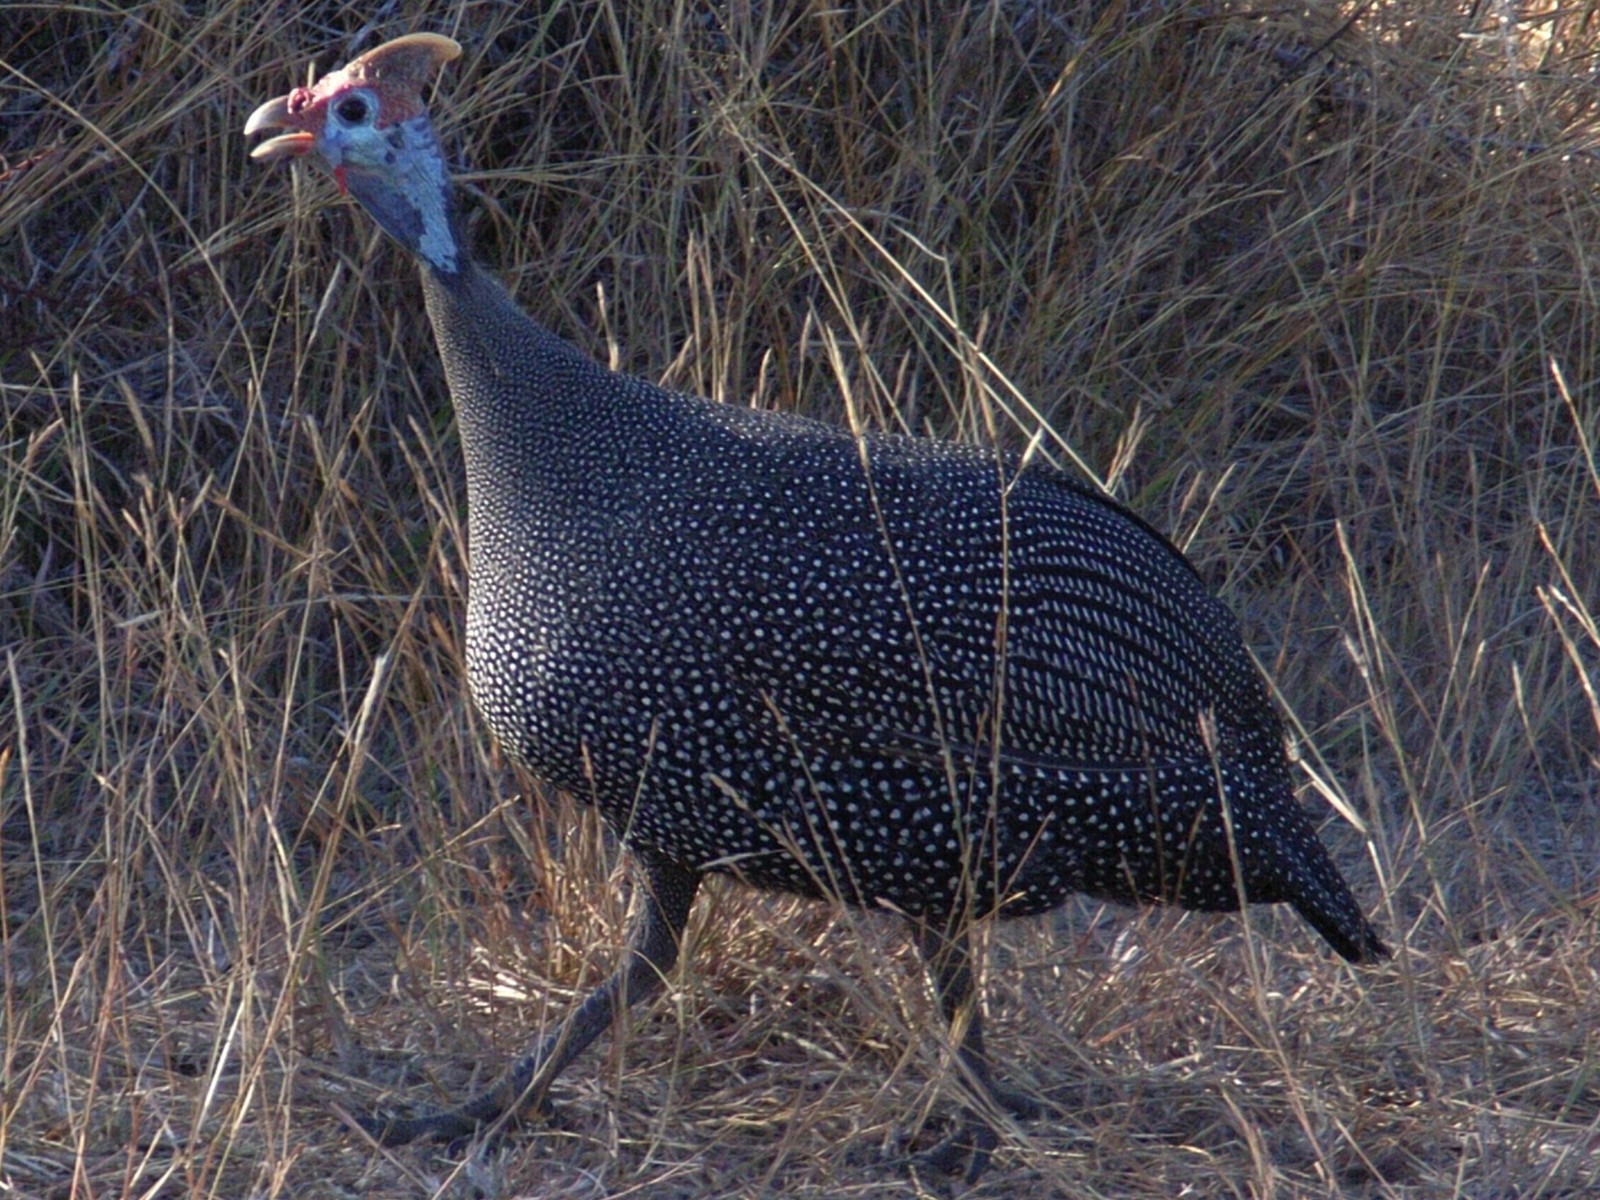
left=909, top=918, right=1041, bottom=1182
left=358, top=851, right=702, bottom=1146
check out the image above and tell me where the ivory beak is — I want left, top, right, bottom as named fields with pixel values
left=244, top=95, right=313, bottom=160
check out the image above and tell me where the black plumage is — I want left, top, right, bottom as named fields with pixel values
left=246, top=33, right=1384, bottom=1181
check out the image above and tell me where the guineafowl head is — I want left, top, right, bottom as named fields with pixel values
left=245, top=33, right=463, bottom=272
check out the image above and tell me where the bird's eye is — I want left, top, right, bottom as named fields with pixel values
left=335, top=96, right=370, bottom=125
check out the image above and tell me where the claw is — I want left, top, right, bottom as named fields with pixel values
left=911, top=1111, right=1001, bottom=1184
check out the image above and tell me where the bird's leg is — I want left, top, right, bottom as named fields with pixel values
left=357, top=852, right=702, bottom=1147
left=908, top=917, right=1040, bottom=1183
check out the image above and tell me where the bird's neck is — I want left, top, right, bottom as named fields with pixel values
left=418, top=256, right=632, bottom=581
left=419, top=254, right=619, bottom=469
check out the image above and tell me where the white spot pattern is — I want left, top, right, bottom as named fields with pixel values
left=420, top=260, right=1383, bottom=963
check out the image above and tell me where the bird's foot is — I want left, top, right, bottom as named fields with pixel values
left=352, top=1094, right=557, bottom=1150
left=906, top=1079, right=1046, bottom=1184
left=910, top=1111, right=1001, bottom=1186
left=988, top=1079, right=1044, bottom=1121
left=355, top=1106, right=482, bottom=1149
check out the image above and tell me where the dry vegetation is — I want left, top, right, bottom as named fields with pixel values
left=3, top=0, right=1599, bottom=1196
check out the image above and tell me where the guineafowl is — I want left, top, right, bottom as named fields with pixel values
left=245, top=32, right=1385, bottom=1180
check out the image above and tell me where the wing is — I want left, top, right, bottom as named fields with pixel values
left=676, top=421, right=1280, bottom=773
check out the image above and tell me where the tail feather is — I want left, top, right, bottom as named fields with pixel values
left=1296, top=887, right=1388, bottom=963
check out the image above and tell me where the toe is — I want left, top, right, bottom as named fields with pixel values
left=910, top=1113, right=999, bottom=1184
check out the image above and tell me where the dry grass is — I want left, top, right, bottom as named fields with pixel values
left=3, top=0, right=1599, bottom=1196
